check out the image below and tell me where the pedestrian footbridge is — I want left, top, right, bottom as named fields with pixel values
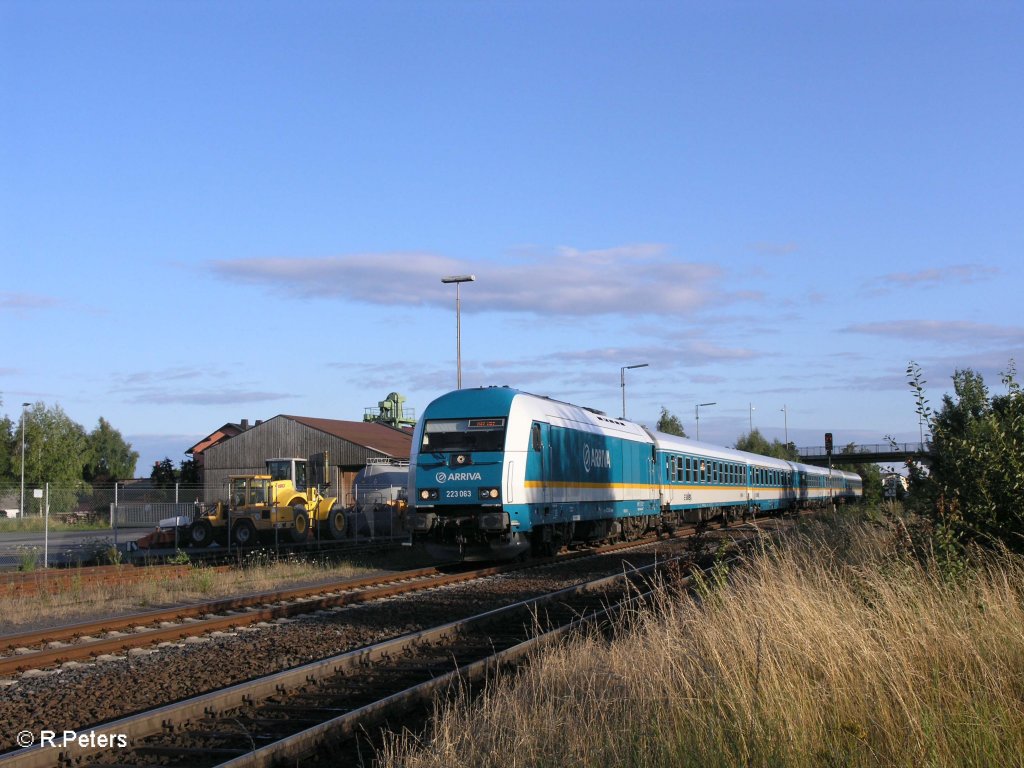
left=797, top=442, right=930, bottom=466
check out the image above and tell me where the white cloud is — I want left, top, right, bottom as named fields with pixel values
left=862, top=264, right=999, bottom=295
left=0, top=292, right=62, bottom=311
left=208, top=244, right=743, bottom=317
left=127, top=389, right=294, bottom=406
left=843, top=319, right=1024, bottom=346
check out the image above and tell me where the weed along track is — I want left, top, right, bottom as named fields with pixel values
left=0, top=515, right=792, bottom=764
left=0, top=546, right=706, bottom=768
left=0, top=531, right=697, bottom=678
left=1, top=564, right=234, bottom=599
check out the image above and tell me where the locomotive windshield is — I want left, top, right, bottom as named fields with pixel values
left=421, top=418, right=507, bottom=453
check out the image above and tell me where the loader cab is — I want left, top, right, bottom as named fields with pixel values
left=265, top=458, right=307, bottom=491
left=230, top=475, right=271, bottom=509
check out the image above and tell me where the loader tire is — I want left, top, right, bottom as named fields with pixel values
left=290, top=510, right=310, bottom=543
left=326, top=503, right=346, bottom=540
left=189, top=519, right=214, bottom=548
left=232, top=519, right=257, bottom=547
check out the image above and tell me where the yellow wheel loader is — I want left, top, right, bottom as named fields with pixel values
left=188, top=456, right=345, bottom=548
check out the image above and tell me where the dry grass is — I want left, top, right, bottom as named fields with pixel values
left=382, top=514, right=1024, bottom=768
left=0, top=551, right=389, bottom=632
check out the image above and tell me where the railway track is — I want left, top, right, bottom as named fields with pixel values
left=0, top=513, right=801, bottom=764
left=0, top=545, right=700, bottom=768
left=0, top=530, right=696, bottom=678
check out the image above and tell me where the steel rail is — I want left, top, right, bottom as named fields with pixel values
left=0, top=530, right=680, bottom=675
left=0, top=548, right=691, bottom=768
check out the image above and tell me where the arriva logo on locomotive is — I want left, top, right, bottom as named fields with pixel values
left=436, top=471, right=483, bottom=484
left=583, top=444, right=612, bottom=473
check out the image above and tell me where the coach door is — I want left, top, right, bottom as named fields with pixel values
left=530, top=421, right=551, bottom=508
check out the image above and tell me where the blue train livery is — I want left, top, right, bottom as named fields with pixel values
left=408, top=387, right=862, bottom=561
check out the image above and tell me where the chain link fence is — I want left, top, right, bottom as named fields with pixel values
left=1, top=482, right=204, bottom=522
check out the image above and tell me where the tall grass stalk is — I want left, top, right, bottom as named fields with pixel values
left=382, top=516, right=1024, bottom=767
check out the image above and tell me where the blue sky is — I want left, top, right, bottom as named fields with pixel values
left=2, top=1, right=1022, bottom=476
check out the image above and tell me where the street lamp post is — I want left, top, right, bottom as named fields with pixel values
left=695, top=402, right=716, bottom=440
left=781, top=404, right=789, bottom=445
left=20, top=402, right=30, bottom=518
left=441, top=275, right=476, bottom=389
left=620, top=363, right=648, bottom=419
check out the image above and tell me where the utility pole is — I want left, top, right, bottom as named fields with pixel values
left=620, top=363, right=648, bottom=419
left=441, top=275, right=476, bottom=389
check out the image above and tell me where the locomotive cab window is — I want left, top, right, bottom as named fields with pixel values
left=423, top=418, right=508, bottom=453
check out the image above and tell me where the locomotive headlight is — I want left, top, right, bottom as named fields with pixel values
left=419, top=488, right=439, bottom=501
left=478, top=487, right=500, bottom=500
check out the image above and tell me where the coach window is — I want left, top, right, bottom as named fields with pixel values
left=700, top=460, right=707, bottom=483
left=531, top=423, right=542, bottom=452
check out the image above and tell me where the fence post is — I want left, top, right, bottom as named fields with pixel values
left=175, top=482, right=179, bottom=504
left=44, top=482, right=49, bottom=569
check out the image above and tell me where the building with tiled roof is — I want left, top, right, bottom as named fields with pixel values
left=199, top=415, right=412, bottom=505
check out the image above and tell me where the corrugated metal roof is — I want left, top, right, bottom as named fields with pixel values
left=284, top=416, right=412, bottom=459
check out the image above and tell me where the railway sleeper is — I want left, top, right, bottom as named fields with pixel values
left=134, top=745, right=252, bottom=757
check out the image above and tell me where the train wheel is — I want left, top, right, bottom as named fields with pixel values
left=232, top=519, right=257, bottom=547
left=189, top=519, right=214, bottom=548
left=290, top=510, right=310, bottom=543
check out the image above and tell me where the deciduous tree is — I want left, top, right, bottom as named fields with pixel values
left=907, top=360, right=1024, bottom=553
left=656, top=407, right=687, bottom=437
left=83, top=417, right=139, bottom=483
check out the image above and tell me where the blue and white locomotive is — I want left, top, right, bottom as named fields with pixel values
left=408, top=387, right=862, bottom=561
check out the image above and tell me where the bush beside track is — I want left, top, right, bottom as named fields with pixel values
left=381, top=506, right=1024, bottom=768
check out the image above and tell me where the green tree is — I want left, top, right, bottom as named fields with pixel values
left=18, top=402, right=89, bottom=514
left=907, top=360, right=1024, bottom=553
left=83, top=417, right=139, bottom=483
left=734, top=428, right=797, bottom=460
left=656, top=407, right=687, bottom=437
left=0, top=409, right=14, bottom=484
left=150, top=457, right=178, bottom=488
left=178, top=458, right=200, bottom=484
